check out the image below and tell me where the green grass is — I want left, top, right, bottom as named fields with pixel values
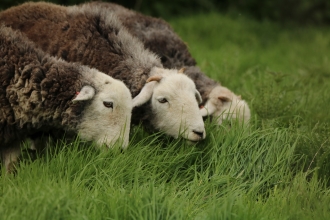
left=1, top=13, right=330, bottom=219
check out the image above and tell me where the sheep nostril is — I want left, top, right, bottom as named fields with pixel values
left=193, top=130, right=204, bottom=138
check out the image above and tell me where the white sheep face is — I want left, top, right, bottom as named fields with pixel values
left=200, top=86, right=251, bottom=125
left=75, top=70, right=132, bottom=149
left=133, top=67, right=206, bottom=142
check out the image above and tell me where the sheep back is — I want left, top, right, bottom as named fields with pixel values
left=0, top=2, right=162, bottom=98
left=0, top=25, right=86, bottom=147
left=81, top=1, right=219, bottom=104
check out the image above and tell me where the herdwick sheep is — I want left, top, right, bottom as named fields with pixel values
left=0, top=25, right=132, bottom=172
left=82, top=1, right=251, bottom=125
left=0, top=2, right=206, bottom=141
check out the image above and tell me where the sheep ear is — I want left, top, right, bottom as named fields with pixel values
left=195, top=90, right=202, bottom=104
left=218, top=95, right=231, bottom=102
left=132, top=76, right=163, bottom=107
left=146, top=75, right=162, bottom=83
left=200, top=100, right=217, bottom=117
left=132, top=81, right=157, bottom=107
left=72, top=85, right=95, bottom=102
left=178, top=67, right=186, bottom=73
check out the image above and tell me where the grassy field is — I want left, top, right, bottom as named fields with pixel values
left=1, top=12, right=330, bottom=219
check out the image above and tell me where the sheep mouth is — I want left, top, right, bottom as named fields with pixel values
left=181, top=133, right=205, bottom=143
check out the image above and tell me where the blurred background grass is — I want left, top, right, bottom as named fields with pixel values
left=1, top=0, right=330, bottom=25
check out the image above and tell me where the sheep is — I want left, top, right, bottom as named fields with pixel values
left=0, top=2, right=206, bottom=141
left=0, top=25, right=133, bottom=172
left=82, top=1, right=251, bottom=125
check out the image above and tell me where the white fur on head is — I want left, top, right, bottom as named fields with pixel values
left=200, top=86, right=251, bottom=125
left=133, top=67, right=206, bottom=142
left=76, top=68, right=132, bottom=149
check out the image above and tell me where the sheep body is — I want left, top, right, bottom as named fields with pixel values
left=0, top=2, right=160, bottom=97
left=0, top=25, right=132, bottom=171
left=0, top=2, right=206, bottom=141
left=83, top=1, right=251, bottom=124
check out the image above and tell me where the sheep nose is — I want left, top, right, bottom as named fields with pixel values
left=193, top=130, right=204, bottom=138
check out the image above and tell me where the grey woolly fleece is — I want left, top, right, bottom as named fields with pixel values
left=0, top=25, right=93, bottom=147
left=0, top=1, right=168, bottom=127
left=0, top=1, right=162, bottom=98
left=82, top=1, right=220, bottom=104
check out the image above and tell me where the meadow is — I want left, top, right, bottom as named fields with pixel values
left=1, top=12, right=330, bottom=219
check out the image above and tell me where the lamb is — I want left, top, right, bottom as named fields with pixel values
left=82, top=1, right=251, bottom=125
left=0, top=25, right=133, bottom=172
left=0, top=2, right=206, bottom=141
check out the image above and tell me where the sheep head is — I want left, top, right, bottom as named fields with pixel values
left=74, top=68, right=132, bottom=149
left=200, top=85, right=251, bottom=125
left=132, top=67, right=206, bottom=142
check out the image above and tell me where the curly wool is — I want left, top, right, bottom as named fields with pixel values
left=0, top=1, right=162, bottom=98
left=0, top=25, right=90, bottom=147
left=0, top=2, right=175, bottom=128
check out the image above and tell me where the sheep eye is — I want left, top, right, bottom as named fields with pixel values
left=158, top=98, right=168, bottom=103
left=103, top=101, right=113, bottom=108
